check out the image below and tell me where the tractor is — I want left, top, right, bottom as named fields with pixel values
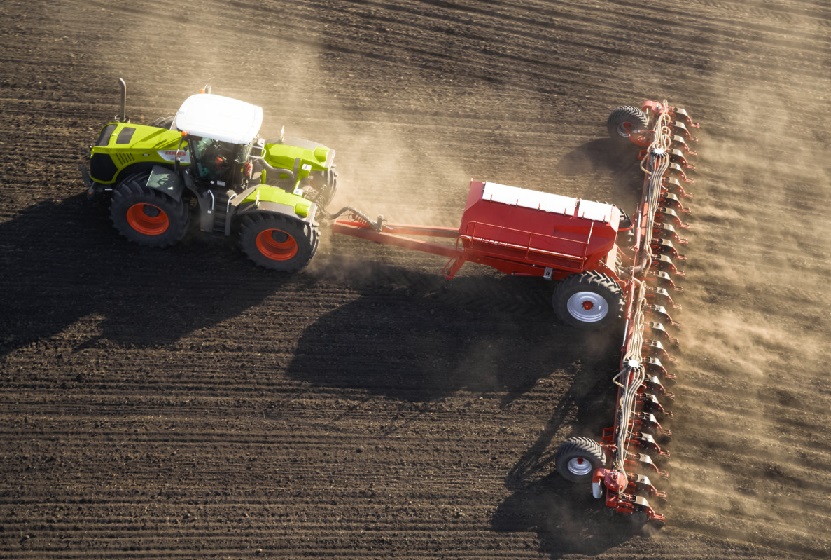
left=81, top=79, right=337, bottom=272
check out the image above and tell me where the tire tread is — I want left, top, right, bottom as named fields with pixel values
left=552, top=271, right=623, bottom=329
left=554, top=436, right=605, bottom=483
left=238, top=213, right=319, bottom=272
left=607, top=105, right=650, bottom=140
left=110, top=173, right=189, bottom=247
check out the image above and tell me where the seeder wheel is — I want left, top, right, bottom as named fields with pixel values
left=553, top=271, right=623, bottom=330
left=554, top=437, right=605, bottom=483
left=607, top=106, right=650, bottom=143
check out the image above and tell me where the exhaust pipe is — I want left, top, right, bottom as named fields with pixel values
left=118, top=78, right=127, bottom=122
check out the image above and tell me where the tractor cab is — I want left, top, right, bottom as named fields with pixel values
left=187, top=136, right=252, bottom=190
left=174, top=92, right=263, bottom=192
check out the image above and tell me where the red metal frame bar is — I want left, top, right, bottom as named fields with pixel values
left=330, top=220, right=461, bottom=258
left=596, top=100, right=697, bottom=525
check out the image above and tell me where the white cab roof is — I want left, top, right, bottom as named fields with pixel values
left=482, top=182, right=615, bottom=222
left=174, top=93, right=263, bottom=144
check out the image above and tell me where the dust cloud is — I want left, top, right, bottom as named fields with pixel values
left=666, top=4, right=830, bottom=555
left=70, top=0, right=479, bottom=275
left=46, top=1, right=831, bottom=554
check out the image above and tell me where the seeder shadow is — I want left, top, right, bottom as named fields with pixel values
left=492, top=365, right=644, bottom=558
left=557, top=137, right=641, bottom=177
left=557, top=137, right=644, bottom=211
left=287, top=253, right=622, bottom=402
left=0, top=193, right=287, bottom=358
left=492, top=473, right=642, bottom=558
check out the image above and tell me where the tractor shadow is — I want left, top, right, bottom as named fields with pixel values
left=0, top=193, right=287, bottom=358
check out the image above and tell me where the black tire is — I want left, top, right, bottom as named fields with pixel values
left=110, top=173, right=189, bottom=247
left=321, top=169, right=338, bottom=208
left=617, top=206, right=632, bottom=230
left=149, top=115, right=175, bottom=129
left=553, top=271, right=623, bottom=329
left=304, top=169, right=338, bottom=209
left=238, top=213, right=318, bottom=272
left=315, top=183, right=337, bottom=209
left=555, top=437, right=605, bottom=483
left=607, top=106, right=649, bottom=141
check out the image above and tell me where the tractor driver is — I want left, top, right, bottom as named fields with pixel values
left=194, top=137, right=234, bottom=184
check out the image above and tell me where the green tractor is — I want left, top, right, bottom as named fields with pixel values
left=81, top=79, right=337, bottom=272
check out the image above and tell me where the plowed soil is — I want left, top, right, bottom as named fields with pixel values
left=1, top=1, right=829, bottom=558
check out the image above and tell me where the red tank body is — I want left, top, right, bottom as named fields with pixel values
left=458, top=181, right=622, bottom=279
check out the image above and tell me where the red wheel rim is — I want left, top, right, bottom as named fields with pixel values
left=126, top=203, right=170, bottom=235
left=255, top=228, right=298, bottom=261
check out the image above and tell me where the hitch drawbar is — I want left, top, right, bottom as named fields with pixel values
left=553, top=101, right=698, bottom=527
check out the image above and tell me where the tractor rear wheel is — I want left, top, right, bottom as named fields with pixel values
left=239, top=213, right=318, bottom=272
left=607, top=106, right=649, bottom=142
left=149, top=115, right=175, bottom=129
left=555, top=437, right=605, bottom=483
left=110, top=173, right=189, bottom=247
left=553, top=271, right=623, bottom=329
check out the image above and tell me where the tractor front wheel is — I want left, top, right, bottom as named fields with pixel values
left=239, top=213, right=318, bottom=272
left=555, top=437, right=605, bottom=483
left=553, top=271, right=623, bottom=329
left=607, top=106, right=650, bottom=143
left=110, top=174, right=189, bottom=247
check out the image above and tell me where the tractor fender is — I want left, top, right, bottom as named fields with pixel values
left=145, top=165, right=185, bottom=202
left=235, top=200, right=297, bottom=218
left=235, top=184, right=315, bottom=218
left=228, top=199, right=317, bottom=236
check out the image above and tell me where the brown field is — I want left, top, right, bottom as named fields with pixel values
left=1, top=0, right=829, bottom=558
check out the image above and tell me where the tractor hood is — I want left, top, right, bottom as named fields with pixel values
left=86, top=122, right=188, bottom=185
left=264, top=137, right=335, bottom=170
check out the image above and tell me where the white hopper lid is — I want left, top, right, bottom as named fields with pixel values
left=481, top=182, right=615, bottom=222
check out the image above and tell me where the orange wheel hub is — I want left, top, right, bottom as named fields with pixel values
left=255, top=228, right=298, bottom=261
left=126, top=203, right=170, bottom=235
